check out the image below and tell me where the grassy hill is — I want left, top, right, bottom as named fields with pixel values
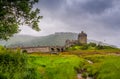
left=0, top=35, right=37, bottom=47
left=21, top=32, right=78, bottom=47
left=2, top=32, right=78, bottom=47
left=0, top=32, right=114, bottom=47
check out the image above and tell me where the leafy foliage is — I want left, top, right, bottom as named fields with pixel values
left=67, top=42, right=118, bottom=51
left=0, top=0, right=42, bottom=40
left=88, top=42, right=97, bottom=47
left=0, top=47, right=40, bottom=79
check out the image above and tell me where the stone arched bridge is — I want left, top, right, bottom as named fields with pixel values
left=18, top=46, right=65, bottom=53
left=50, top=46, right=65, bottom=53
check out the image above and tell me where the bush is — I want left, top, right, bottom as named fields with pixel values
left=88, top=42, right=96, bottom=47
left=0, top=48, right=40, bottom=79
left=96, top=45, right=104, bottom=50
left=66, top=45, right=81, bottom=50
left=22, top=49, right=28, bottom=53
left=81, top=44, right=89, bottom=50
left=82, top=72, right=87, bottom=78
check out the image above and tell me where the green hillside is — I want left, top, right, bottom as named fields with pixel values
left=0, top=32, right=114, bottom=48
left=7, top=32, right=78, bottom=47
left=0, top=35, right=37, bottom=47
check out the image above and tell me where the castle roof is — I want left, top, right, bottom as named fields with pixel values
left=79, top=31, right=87, bottom=36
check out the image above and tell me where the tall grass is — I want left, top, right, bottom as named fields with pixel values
left=97, top=56, right=120, bottom=79
left=29, top=55, right=85, bottom=79
left=1, top=45, right=120, bottom=79
left=0, top=47, right=40, bottom=79
left=0, top=46, right=85, bottom=79
left=84, top=55, right=120, bottom=79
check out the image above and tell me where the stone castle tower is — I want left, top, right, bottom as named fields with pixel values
left=78, top=31, right=87, bottom=45
left=65, top=31, right=87, bottom=48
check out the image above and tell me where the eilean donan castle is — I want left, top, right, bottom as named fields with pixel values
left=65, top=31, right=87, bottom=48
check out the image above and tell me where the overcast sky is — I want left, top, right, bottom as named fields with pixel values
left=19, top=0, right=120, bottom=47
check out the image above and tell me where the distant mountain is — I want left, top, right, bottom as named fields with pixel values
left=22, top=32, right=78, bottom=47
left=0, top=32, right=115, bottom=47
left=0, top=35, right=37, bottom=47
left=6, top=32, right=78, bottom=47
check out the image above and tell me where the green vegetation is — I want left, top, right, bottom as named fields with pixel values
left=0, top=47, right=40, bottom=79
left=66, top=43, right=120, bottom=54
left=0, top=0, right=42, bottom=40
left=97, top=56, right=120, bottom=79
left=0, top=46, right=86, bottom=79
left=67, top=42, right=118, bottom=50
left=0, top=46, right=120, bottom=79
left=82, top=55, right=120, bottom=79
left=28, top=54, right=120, bottom=79
left=28, top=55, right=85, bottom=79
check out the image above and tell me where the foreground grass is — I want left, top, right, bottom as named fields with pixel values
left=1, top=46, right=120, bottom=79
left=97, top=56, right=120, bottom=79
left=28, top=54, right=85, bottom=79
left=28, top=54, right=120, bottom=79
left=0, top=46, right=85, bottom=79
left=83, top=55, right=120, bottom=79
left=0, top=48, right=40, bottom=79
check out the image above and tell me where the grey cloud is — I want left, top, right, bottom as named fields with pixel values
left=38, top=0, right=66, bottom=10
left=38, top=0, right=115, bottom=15
left=101, top=14, right=120, bottom=29
left=81, top=0, right=113, bottom=14
left=37, top=0, right=120, bottom=30
left=50, top=0, right=114, bottom=16
left=21, top=0, right=120, bottom=47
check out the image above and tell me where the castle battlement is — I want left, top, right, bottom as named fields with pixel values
left=65, top=31, right=87, bottom=48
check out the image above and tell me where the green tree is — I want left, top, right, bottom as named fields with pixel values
left=88, top=42, right=96, bottom=47
left=96, top=45, right=104, bottom=50
left=81, top=44, right=89, bottom=50
left=0, top=0, right=42, bottom=40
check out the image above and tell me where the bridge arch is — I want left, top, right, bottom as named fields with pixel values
left=51, top=48, right=55, bottom=52
left=50, top=46, right=65, bottom=53
left=56, top=48, right=61, bottom=52
left=61, top=48, right=64, bottom=52
left=22, top=49, right=28, bottom=53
